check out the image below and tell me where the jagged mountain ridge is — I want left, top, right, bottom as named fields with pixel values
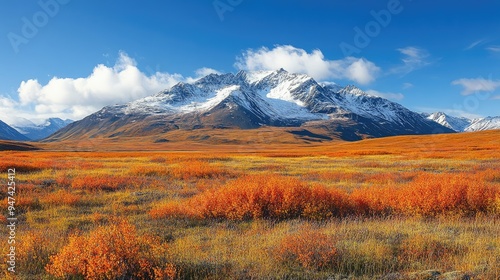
left=423, top=112, right=500, bottom=132
left=47, top=69, right=453, bottom=142
left=465, top=116, right=500, bottom=132
left=422, top=112, right=472, bottom=132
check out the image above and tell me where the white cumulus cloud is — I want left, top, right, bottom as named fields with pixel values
left=8, top=52, right=223, bottom=122
left=16, top=51, right=185, bottom=120
left=451, top=78, right=500, bottom=95
left=235, top=45, right=380, bottom=84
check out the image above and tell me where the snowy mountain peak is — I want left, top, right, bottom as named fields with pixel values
left=424, top=112, right=471, bottom=132
left=465, top=116, right=500, bottom=132
left=339, top=85, right=369, bottom=96
left=115, top=70, right=448, bottom=129
left=424, top=112, right=500, bottom=132
left=235, top=70, right=272, bottom=84
left=11, top=117, right=73, bottom=141
left=50, top=70, right=457, bottom=142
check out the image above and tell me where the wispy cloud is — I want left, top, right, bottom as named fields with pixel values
left=390, top=47, right=431, bottom=75
left=402, top=82, right=413, bottom=89
left=235, top=45, right=381, bottom=84
left=365, top=90, right=404, bottom=101
left=486, top=45, right=500, bottom=53
left=491, top=95, right=500, bottom=100
left=451, top=78, right=500, bottom=95
left=465, top=39, right=486, bottom=50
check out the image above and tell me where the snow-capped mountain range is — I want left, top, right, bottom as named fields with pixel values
left=11, top=118, right=74, bottom=140
left=48, top=69, right=455, bottom=142
left=0, top=118, right=73, bottom=141
left=423, top=112, right=500, bottom=132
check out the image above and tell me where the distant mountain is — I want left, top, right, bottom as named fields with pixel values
left=12, top=118, right=73, bottom=140
left=465, top=116, right=500, bottom=132
left=422, top=112, right=472, bottom=132
left=424, top=112, right=500, bottom=132
left=0, top=120, right=30, bottom=141
left=47, top=69, right=453, bottom=142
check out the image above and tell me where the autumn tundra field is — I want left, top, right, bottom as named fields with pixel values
left=1, top=130, right=499, bottom=279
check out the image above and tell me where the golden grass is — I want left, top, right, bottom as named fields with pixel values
left=0, top=130, right=498, bottom=279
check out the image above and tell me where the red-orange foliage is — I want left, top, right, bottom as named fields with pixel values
left=130, top=165, right=171, bottom=176
left=274, top=229, right=338, bottom=270
left=352, top=173, right=499, bottom=217
left=313, top=171, right=365, bottom=183
left=130, top=160, right=232, bottom=180
left=17, top=230, right=57, bottom=275
left=71, top=175, right=135, bottom=191
left=170, top=160, right=230, bottom=180
left=150, top=175, right=350, bottom=220
left=0, top=160, right=46, bottom=173
left=45, top=219, right=171, bottom=280
left=41, top=190, right=80, bottom=206
left=152, top=172, right=499, bottom=220
left=350, top=185, right=398, bottom=216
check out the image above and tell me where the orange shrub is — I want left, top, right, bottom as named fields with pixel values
left=150, top=175, right=351, bottom=220
left=1, top=195, right=40, bottom=209
left=274, top=229, right=338, bottom=270
left=350, top=185, right=399, bottom=216
left=170, top=160, right=230, bottom=180
left=153, top=263, right=179, bottom=279
left=55, top=172, right=72, bottom=188
left=130, top=165, right=170, bottom=176
left=150, top=201, right=185, bottom=219
left=152, top=172, right=499, bottom=221
left=0, top=161, right=45, bottom=173
left=130, top=160, right=232, bottom=180
left=17, top=231, right=58, bottom=275
left=46, top=219, right=171, bottom=279
left=480, top=168, right=500, bottom=183
left=41, top=190, right=80, bottom=206
left=71, top=175, right=133, bottom=191
left=396, top=173, right=498, bottom=216
left=351, top=172, right=499, bottom=217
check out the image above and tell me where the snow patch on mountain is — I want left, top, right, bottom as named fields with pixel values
left=424, top=112, right=471, bottom=132
left=424, top=112, right=500, bottom=132
left=465, top=116, right=500, bottom=132
left=11, top=118, right=73, bottom=140
left=59, top=69, right=454, bottom=140
left=180, top=85, right=241, bottom=112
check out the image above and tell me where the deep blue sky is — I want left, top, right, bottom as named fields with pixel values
left=1, top=0, right=499, bottom=123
